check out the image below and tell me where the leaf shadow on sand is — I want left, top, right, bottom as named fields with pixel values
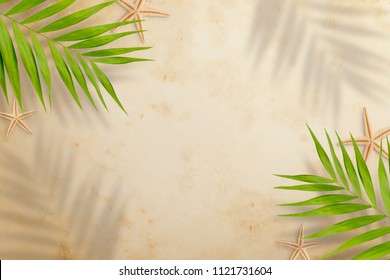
left=250, top=0, right=390, bottom=120
left=0, top=130, right=129, bottom=259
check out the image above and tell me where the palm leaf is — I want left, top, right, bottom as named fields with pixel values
left=278, top=194, right=356, bottom=207
left=22, top=0, right=76, bottom=24
left=38, top=1, right=115, bottom=33
left=0, top=50, right=8, bottom=99
left=276, top=127, right=390, bottom=259
left=0, top=0, right=150, bottom=112
left=353, top=241, right=390, bottom=260
left=6, top=0, right=45, bottom=16
left=305, top=215, right=386, bottom=239
left=307, top=125, right=337, bottom=181
left=351, top=134, right=376, bottom=207
left=379, top=143, right=390, bottom=215
left=0, top=17, right=22, bottom=108
left=275, top=174, right=335, bottom=184
left=12, top=21, right=45, bottom=109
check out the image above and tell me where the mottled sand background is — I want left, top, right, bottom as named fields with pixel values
left=1, top=0, right=390, bottom=259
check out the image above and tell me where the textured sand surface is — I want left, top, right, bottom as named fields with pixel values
left=1, top=0, right=390, bottom=259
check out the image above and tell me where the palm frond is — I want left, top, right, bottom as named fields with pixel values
left=0, top=0, right=150, bottom=112
left=276, top=127, right=390, bottom=259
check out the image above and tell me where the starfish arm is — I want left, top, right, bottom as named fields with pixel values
left=113, top=12, right=136, bottom=32
left=297, top=224, right=304, bottom=245
left=135, top=13, right=145, bottom=42
left=119, top=0, right=136, bottom=10
left=290, top=249, right=300, bottom=260
left=136, top=0, right=145, bottom=10
left=0, top=112, right=16, bottom=120
left=363, top=143, right=372, bottom=161
left=140, top=10, right=170, bottom=17
left=13, top=99, right=19, bottom=117
left=279, top=241, right=299, bottom=249
left=342, top=138, right=370, bottom=144
left=6, top=120, right=17, bottom=138
left=363, top=107, right=372, bottom=139
left=302, top=242, right=323, bottom=249
left=18, top=110, right=36, bottom=120
left=16, top=120, right=33, bottom=134
left=300, top=249, right=310, bottom=260
left=373, top=127, right=390, bottom=140
left=373, top=142, right=389, bottom=158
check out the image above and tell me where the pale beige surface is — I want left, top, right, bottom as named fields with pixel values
left=1, top=0, right=390, bottom=259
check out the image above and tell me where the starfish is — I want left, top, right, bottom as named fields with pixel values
left=0, top=99, right=36, bottom=139
left=279, top=224, right=322, bottom=260
left=116, top=0, right=169, bottom=42
left=343, top=107, right=390, bottom=161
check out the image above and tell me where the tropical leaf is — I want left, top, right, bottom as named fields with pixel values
left=275, top=174, right=335, bottom=184
left=278, top=194, right=356, bottom=207
left=275, top=184, right=344, bottom=192
left=307, top=126, right=337, bottom=181
left=0, top=0, right=150, bottom=112
left=276, top=127, right=390, bottom=259
left=379, top=143, right=390, bottom=215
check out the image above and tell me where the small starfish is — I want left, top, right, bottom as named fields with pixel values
left=343, top=107, right=390, bottom=161
left=279, top=224, right=322, bottom=260
left=115, top=0, right=169, bottom=42
left=0, top=99, right=36, bottom=139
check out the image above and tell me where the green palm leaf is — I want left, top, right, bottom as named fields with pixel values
left=63, top=48, right=96, bottom=109
left=351, top=135, right=376, bottom=207
left=353, top=241, right=390, bottom=260
left=48, top=40, right=81, bottom=109
left=276, top=127, right=390, bottom=259
left=275, top=174, right=335, bottom=184
left=337, top=133, right=362, bottom=198
left=12, top=21, right=45, bottom=109
left=0, top=17, right=22, bottom=108
left=323, top=227, right=390, bottom=259
left=280, top=203, right=371, bottom=217
left=6, top=0, right=45, bottom=16
left=307, top=125, right=337, bottom=181
left=91, top=61, right=126, bottom=113
left=326, top=131, right=349, bottom=190
left=83, top=47, right=151, bottom=57
left=275, top=184, right=343, bottom=192
left=22, top=0, right=76, bottom=24
left=0, top=51, right=7, bottom=99
left=379, top=143, right=390, bottom=215
left=69, top=31, right=141, bottom=49
left=77, top=54, right=106, bottom=110
left=0, top=0, right=150, bottom=112
left=38, top=1, right=115, bottom=33
left=30, top=31, right=51, bottom=105
left=306, top=215, right=386, bottom=239
left=278, top=194, right=356, bottom=207
left=55, top=21, right=137, bottom=41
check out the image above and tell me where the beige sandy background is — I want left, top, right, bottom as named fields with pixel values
left=1, top=0, right=390, bottom=259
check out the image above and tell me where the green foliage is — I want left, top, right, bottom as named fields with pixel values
left=0, top=0, right=150, bottom=112
left=276, top=127, right=390, bottom=259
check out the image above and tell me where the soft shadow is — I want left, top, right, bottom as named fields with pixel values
left=250, top=0, right=390, bottom=120
left=0, top=128, right=128, bottom=259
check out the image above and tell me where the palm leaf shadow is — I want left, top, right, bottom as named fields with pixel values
left=0, top=131, right=128, bottom=259
left=251, top=0, right=390, bottom=116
